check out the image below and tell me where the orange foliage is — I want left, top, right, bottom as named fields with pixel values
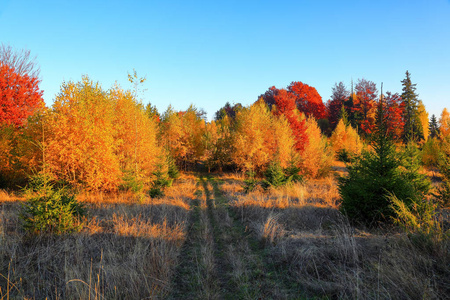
left=232, top=100, right=296, bottom=173
left=330, top=119, right=363, bottom=158
left=46, top=77, right=120, bottom=190
left=440, top=108, right=450, bottom=138
left=300, top=116, right=334, bottom=178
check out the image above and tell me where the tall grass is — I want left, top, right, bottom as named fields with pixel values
left=0, top=176, right=196, bottom=299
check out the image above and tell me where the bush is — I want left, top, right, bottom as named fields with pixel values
left=242, top=170, right=259, bottom=193
left=149, top=163, right=173, bottom=198
left=390, top=193, right=449, bottom=252
left=421, top=137, right=441, bottom=168
left=435, top=146, right=450, bottom=207
left=119, top=170, right=144, bottom=193
left=20, top=172, right=86, bottom=235
left=261, top=162, right=303, bottom=190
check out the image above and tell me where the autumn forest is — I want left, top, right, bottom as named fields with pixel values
left=1, top=45, right=449, bottom=299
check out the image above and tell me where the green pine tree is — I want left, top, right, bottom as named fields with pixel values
left=429, top=114, right=440, bottom=139
left=339, top=85, right=429, bottom=225
left=401, top=71, right=423, bottom=142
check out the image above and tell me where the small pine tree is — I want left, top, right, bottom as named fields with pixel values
left=339, top=86, right=428, bottom=225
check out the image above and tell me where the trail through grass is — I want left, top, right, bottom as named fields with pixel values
left=169, top=174, right=294, bottom=299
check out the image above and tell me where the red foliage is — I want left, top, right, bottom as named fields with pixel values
left=270, top=88, right=308, bottom=152
left=383, top=92, right=404, bottom=140
left=288, top=81, right=327, bottom=120
left=0, top=64, right=44, bottom=127
left=327, top=98, right=344, bottom=129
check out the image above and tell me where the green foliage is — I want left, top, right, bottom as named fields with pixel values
left=421, top=137, right=441, bottom=168
left=400, top=142, right=431, bottom=196
left=242, top=170, right=258, bottom=193
left=20, top=172, right=86, bottom=235
left=261, top=162, right=303, bottom=190
left=390, top=193, right=448, bottom=252
left=337, top=149, right=353, bottom=163
left=435, top=146, right=450, bottom=207
left=149, top=163, right=173, bottom=198
left=167, top=155, right=180, bottom=179
left=339, top=97, right=429, bottom=226
left=119, top=170, right=144, bottom=193
left=261, top=162, right=286, bottom=189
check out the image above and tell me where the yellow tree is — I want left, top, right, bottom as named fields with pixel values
left=110, top=85, right=162, bottom=185
left=180, top=105, right=206, bottom=167
left=301, top=116, right=334, bottom=178
left=417, top=101, right=429, bottom=140
left=330, top=119, right=363, bottom=159
left=160, top=106, right=186, bottom=165
left=232, top=100, right=273, bottom=173
left=46, top=77, right=120, bottom=191
left=440, top=108, right=450, bottom=138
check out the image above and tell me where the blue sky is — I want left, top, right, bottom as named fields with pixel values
left=1, top=0, right=449, bottom=120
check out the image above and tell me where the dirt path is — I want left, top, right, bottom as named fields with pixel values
left=169, top=174, right=287, bottom=299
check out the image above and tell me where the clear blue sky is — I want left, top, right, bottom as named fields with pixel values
left=1, top=0, right=449, bottom=120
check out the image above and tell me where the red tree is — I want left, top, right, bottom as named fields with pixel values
left=288, top=81, right=327, bottom=120
left=354, top=79, right=378, bottom=134
left=383, top=92, right=404, bottom=140
left=0, top=64, right=43, bottom=127
left=270, top=88, right=308, bottom=152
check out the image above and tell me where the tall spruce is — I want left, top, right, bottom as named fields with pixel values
left=401, top=71, right=423, bottom=142
left=429, top=114, right=440, bottom=139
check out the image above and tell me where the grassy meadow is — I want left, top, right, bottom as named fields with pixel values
left=1, top=166, right=448, bottom=299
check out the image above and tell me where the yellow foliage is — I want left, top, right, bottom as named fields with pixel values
left=110, top=85, right=162, bottom=183
left=440, top=108, right=450, bottom=138
left=417, top=101, right=429, bottom=140
left=232, top=101, right=296, bottom=173
left=160, top=105, right=206, bottom=168
left=46, top=77, right=120, bottom=191
left=330, top=119, right=363, bottom=158
left=300, top=116, right=334, bottom=178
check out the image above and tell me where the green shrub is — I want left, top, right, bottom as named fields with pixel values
left=242, top=170, right=258, bottom=193
left=435, top=148, right=450, bottom=207
left=167, top=155, right=180, bottom=179
left=119, top=170, right=144, bottom=193
left=149, top=163, right=173, bottom=198
left=261, top=162, right=303, bottom=190
left=20, top=172, right=86, bottom=235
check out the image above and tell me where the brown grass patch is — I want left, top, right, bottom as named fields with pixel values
left=0, top=178, right=196, bottom=299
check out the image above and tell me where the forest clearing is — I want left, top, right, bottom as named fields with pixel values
left=1, top=169, right=448, bottom=299
left=1, top=42, right=450, bottom=299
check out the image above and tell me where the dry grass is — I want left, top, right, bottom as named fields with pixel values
left=0, top=177, right=196, bottom=299
left=220, top=173, right=449, bottom=299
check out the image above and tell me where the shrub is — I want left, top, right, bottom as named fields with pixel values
left=421, top=137, right=441, bottom=168
left=242, top=170, right=259, bottom=193
left=119, top=170, right=144, bottom=193
left=149, top=163, right=173, bottom=198
left=435, top=143, right=450, bottom=207
left=390, top=193, right=449, bottom=252
left=20, top=172, right=86, bottom=235
left=261, top=162, right=303, bottom=190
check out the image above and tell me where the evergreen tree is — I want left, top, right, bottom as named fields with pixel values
left=401, top=71, right=423, bottom=142
left=429, top=114, right=440, bottom=139
left=339, top=84, right=428, bottom=225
